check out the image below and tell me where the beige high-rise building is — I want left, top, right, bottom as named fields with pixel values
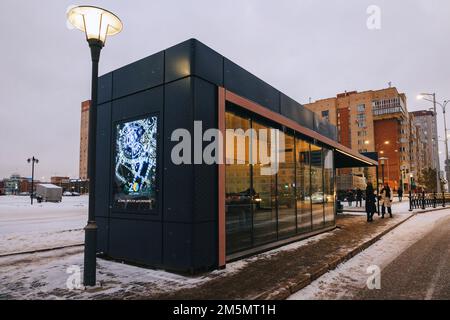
left=305, top=87, right=417, bottom=191
left=411, top=110, right=438, bottom=171
left=79, top=100, right=90, bottom=180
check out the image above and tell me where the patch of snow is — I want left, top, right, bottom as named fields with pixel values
left=0, top=195, right=87, bottom=254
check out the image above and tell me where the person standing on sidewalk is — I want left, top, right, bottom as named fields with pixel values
left=398, top=187, right=403, bottom=202
left=365, top=183, right=376, bottom=222
left=380, top=183, right=393, bottom=218
left=356, top=188, right=363, bottom=207
left=347, top=190, right=354, bottom=207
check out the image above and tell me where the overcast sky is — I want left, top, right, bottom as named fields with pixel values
left=1, top=0, right=450, bottom=179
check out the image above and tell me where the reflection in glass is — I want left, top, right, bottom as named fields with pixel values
left=224, top=108, right=335, bottom=256
left=310, top=144, right=324, bottom=229
left=323, top=148, right=335, bottom=227
left=225, top=112, right=252, bottom=254
left=253, top=120, right=277, bottom=245
left=296, top=138, right=312, bottom=232
left=278, top=132, right=296, bottom=238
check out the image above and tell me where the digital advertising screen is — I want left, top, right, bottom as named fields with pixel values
left=113, top=115, right=158, bottom=211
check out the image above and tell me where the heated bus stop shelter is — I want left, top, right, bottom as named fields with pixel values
left=93, top=38, right=378, bottom=273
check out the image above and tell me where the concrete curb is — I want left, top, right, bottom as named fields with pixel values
left=253, top=211, right=426, bottom=300
left=0, top=243, right=84, bottom=258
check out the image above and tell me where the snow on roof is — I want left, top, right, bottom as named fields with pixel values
left=37, top=184, right=62, bottom=189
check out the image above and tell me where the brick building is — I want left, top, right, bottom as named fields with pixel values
left=305, top=87, right=426, bottom=191
left=79, top=100, right=90, bottom=180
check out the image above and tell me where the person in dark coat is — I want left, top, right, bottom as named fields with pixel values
left=397, top=187, right=403, bottom=202
left=356, top=188, right=363, bottom=207
left=347, top=190, right=355, bottom=207
left=380, top=183, right=393, bottom=218
left=365, top=182, right=376, bottom=222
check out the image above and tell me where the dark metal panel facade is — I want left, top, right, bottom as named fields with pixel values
left=94, top=102, right=112, bottom=219
left=163, top=78, right=194, bottom=223
left=224, top=58, right=281, bottom=113
left=193, top=77, right=218, bottom=223
left=112, top=51, right=164, bottom=100
left=165, top=38, right=224, bottom=86
left=98, top=72, right=112, bottom=105
left=109, top=218, right=163, bottom=266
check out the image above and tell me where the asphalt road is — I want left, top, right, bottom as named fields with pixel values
left=356, top=214, right=450, bottom=300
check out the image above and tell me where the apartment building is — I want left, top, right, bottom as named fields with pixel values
left=411, top=110, right=439, bottom=171
left=305, top=87, right=418, bottom=190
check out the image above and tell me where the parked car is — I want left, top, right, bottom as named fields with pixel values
left=63, top=191, right=73, bottom=196
left=305, top=192, right=327, bottom=204
left=71, top=192, right=80, bottom=196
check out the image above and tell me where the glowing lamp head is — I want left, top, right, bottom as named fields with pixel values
left=67, top=6, right=123, bottom=45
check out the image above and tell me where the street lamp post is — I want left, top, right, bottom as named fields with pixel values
left=380, top=157, right=388, bottom=185
left=27, top=157, right=39, bottom=205
left=67, top=6, right=122, bottom=287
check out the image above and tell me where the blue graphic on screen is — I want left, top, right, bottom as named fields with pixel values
left=114, top=116, right=157, bottom=209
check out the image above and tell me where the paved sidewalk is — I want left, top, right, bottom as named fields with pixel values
left=125, top=212, right=414, bottom=300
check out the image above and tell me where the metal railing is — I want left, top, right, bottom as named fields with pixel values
left=409, top=191, right=450, bottom=211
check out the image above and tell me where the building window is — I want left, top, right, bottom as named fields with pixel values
left=310, top=144, right=324, bottom=230
left=225, top=111, right=252, bottom=254
left=253, top=120, right=278, bottom=246
left=277, top=132, right=296, bottom=239
left=356, top=113, right=366, bottom=128
left=357, top=104, right=365, bottom=112
left=297, top=139, right=312, bottom=232
left=322, top=110, right=330, bottom=121
left=323, top=148, right=334, bottom=227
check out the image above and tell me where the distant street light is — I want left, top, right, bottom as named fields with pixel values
left=418, top=93, right=449, bottom=192
left=67, top=5, right=123, bottom=287
left=27, top=157, right=39, bottom=205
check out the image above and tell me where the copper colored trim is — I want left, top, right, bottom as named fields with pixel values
left=224, top=90, right=378, bottom=166
left=218, top=87, right=226, bottom=268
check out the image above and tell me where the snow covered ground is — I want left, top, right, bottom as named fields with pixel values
left=0, top=217, right=332, bottom=299
left=0, top=196, right=86, bottom=255
left=342, top=199, right=411, bottom=216
left=288, top=209, right=450, bottom=300
left=0, top=194, right=443, bottom=299
left=0, top=195, right=329, bottom=299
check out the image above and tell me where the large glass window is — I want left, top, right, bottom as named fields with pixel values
left=225, top=112, right=252, bottom=254
left=252, top=120, right=277, bottom=246
left=310, top=144, right=324, bottom=230
left=323, top=148, right=335, bottom=227
left=224, top=108, right=335, bottom=256
left=277, top=132, right=296, bottom=239
left=296, top=138, right=312, bottom=232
